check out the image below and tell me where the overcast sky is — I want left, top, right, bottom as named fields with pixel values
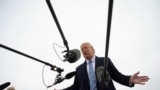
left=0, top=0, right=160, bottom=90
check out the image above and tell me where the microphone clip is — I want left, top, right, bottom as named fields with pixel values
left=50, top=65, right=64, bottom=74
left=54, top=74, right=64, bottom=84
left=47, top=73, right=64, bottom=88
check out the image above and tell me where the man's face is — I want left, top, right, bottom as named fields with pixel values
left=80, top=43, right=94, bottom=60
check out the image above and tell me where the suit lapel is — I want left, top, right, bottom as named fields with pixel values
left=83, top=61, right=89, bottom=82
left=81, top=61, right=90, bottom=89
left=95, top=56, right=101, bottom=69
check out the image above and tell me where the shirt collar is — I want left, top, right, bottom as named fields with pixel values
left=86, top=55, right=96, bottom=64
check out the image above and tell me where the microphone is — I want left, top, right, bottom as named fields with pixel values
left=65, top=71, right=76, bottom=79
left=47, top=71, right=75, bottom=88
left=0, top=82, right=11, bottom=90
left=96, top=66, right=110, bottom=87
left=63, top=49, right=81, bottom=63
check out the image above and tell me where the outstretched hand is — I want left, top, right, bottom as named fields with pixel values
left=130, top=71, right=150, bottom=85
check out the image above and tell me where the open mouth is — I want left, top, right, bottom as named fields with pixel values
left=84, top=52, right=88, bottom=55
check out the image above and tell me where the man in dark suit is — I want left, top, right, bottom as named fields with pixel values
left=62, top=42, right=149, bottom=90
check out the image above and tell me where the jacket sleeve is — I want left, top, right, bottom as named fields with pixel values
left=108, top=58, right=134, bottom=87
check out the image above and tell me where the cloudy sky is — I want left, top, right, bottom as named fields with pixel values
left=0, top=0, right=160, bottom=90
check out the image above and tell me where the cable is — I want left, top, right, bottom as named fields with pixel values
left=52, top=42, right=65, bottom=61
left=41, top=42, right=65, bottom=88
left=42, top=64, right=48, bottom=88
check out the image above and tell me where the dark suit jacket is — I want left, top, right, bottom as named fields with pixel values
left=63, top=56, right=134, bottom=90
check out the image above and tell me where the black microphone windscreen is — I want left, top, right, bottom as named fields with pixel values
left=66, top=49, right=81, bottom=63
left=0, top=82, right=11, bottom=90
left=65, top=71, right=76, bottom=79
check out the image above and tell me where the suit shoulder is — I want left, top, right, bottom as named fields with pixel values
left=76, top=62, right=85, bottom=70
left=96, top=56, right=112, bottom=63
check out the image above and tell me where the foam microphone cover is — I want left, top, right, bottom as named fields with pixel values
left=66, top=49, right=81, bottom=63
left=65, top=71, right=76, bottom=79
left=96, top=66, right=110, bottom=87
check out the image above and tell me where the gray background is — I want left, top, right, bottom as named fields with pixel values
left=0, top=0, right=159, bottom=90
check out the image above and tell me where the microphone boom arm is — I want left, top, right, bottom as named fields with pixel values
left=104, top=0, right=113, bottom=80
left=46, top=0, right=69, bottom=52
left=96, top=0, right=113, bottom=87
left=0, top=44, right=63, bottom=73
